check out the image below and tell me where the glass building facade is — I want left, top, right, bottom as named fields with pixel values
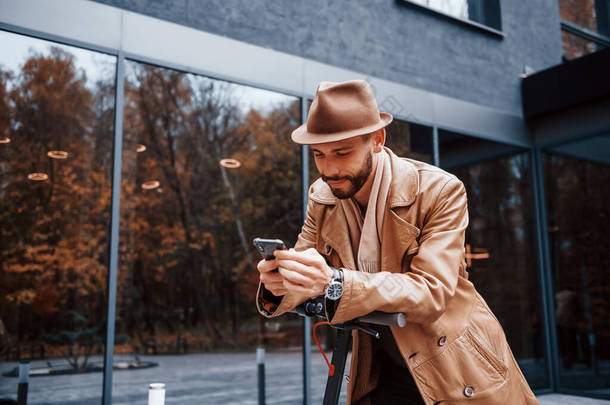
left=1, top=1, right=609, bottom=403
left=0, top=30, right=115, bottom=405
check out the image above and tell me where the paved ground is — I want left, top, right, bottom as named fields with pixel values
left=0, top=351, right=344, bottom=405
left=1, top=351, right=609, bottom=404
left=539, top=394, right=610, bottom=404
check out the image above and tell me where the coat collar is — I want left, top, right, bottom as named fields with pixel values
left=308, top=147, right=419, bottom=208
left=308, top=147, right=420, bottom=272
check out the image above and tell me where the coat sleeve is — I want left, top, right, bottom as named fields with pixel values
left=330, top=178, right=468, bottom=325
left=255, top=196, right=318, bottom=317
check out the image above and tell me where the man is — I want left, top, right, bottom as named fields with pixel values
left=256, top=80, right=538, bottom=405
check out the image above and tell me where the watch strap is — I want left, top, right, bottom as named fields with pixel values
left=324, top=266, right=343, bottom=321
left=332, top=266, right=342, bottom=284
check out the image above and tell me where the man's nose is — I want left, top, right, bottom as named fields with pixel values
left=322, top=159, right=340, bottom=178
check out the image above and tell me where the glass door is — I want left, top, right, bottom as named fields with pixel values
left=542, top=132, right=610, bottom=399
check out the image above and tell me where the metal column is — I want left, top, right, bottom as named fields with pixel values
left=102, top=52, right=126, bottom=405
left=432, top=126, right=440, bottom=166
left=530, top=147, right=560, bottom=392
left=301, top=97, right=312, bottom=405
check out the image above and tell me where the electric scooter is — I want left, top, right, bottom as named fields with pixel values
left=291, top=297, right=406, bottom=405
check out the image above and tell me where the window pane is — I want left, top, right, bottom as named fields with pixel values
left=0, top=30, right=116, bottom=404
left=405, top=0, right=502, bottom=30
left=386, top=119, right=434, bottom=163
left=543, top=133, right=610, bottom=399
left=114, top=60, right=303, bottom=404
left=561, top=30, right=604, bottom=60
left=560, top=0, right=598, bottom=31
left=439, top=130, right=549, bottom=389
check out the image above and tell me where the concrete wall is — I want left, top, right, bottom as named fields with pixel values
left=91, top=0, right=563, bottom=116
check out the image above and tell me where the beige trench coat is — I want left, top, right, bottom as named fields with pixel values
left=257, top=148, right=539, bottom=405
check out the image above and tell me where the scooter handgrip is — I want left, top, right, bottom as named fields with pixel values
left=357, top=312, right=406, bottom=327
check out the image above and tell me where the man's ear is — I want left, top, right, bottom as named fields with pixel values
left=373, top=128, right=386, bottom=152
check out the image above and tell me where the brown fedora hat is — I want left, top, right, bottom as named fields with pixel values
left=291, top=79, right=393, bottom=145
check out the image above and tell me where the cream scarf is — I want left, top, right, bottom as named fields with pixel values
left=339, top=149, right=392, bottom=273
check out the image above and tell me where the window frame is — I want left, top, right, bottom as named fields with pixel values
left=398, top=0, right=504, bottom=38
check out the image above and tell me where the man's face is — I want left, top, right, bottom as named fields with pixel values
left=311, top=135, right=374, bottom=199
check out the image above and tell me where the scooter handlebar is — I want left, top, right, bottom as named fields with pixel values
left=289, top=296, right=406, bottom=328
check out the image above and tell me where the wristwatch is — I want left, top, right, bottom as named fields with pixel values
left=324, top=267, right=344, bottom=301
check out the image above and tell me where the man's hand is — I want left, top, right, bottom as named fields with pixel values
left=257, top=256, right=287, bottom=297
left=274, top=248, right=334, bottom=299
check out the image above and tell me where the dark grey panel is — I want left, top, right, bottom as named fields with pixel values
left=530, top=96, right=610, bottom=147
left=548, top=132, right=610, bottom=165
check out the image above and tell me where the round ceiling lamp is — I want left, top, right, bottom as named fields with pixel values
left=28, top=172, right=49, bottom=181
left=47, top=150, right=69, bottom=159
left=220, top=158, right=241, bottom=169
left=141, top=180, right=160, bottom=190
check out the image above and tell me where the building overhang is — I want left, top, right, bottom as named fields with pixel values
left=522, top=47, right=610, bottom=146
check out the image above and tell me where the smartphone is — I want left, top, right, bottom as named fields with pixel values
left=253, top=238, right=286, bottom=260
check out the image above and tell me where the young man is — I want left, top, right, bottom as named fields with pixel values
left=256, top=80, right=538, bottom=405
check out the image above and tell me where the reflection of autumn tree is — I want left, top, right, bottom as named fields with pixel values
left=0, top=70, right=11, bottom=139
left=230, top=104, right=302, bottom=338
left=118, top=63, right=301, bottom=350
left=41, top=310, right=105, bottom=371
left=0, top=47, right=114, bottom=357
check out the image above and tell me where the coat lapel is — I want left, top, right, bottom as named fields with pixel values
left=381, top=148, right=421, bottom=272
left=309, top=181, right=357, bottom=270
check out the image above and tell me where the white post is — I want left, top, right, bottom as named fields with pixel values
left=148, top=383, right=166, bottom=405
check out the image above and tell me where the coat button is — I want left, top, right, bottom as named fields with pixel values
left=437, top=336, right=447, bottom=346
left=464, top=385, right=475, bottom=397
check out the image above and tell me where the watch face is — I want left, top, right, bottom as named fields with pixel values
left=326, top=281, right=343, bottom=300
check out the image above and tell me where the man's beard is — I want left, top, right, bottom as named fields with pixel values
left=322, top=151, right=373, bottom=199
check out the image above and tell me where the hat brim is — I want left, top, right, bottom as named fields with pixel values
left=291, top=112, right=393, bottom=145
